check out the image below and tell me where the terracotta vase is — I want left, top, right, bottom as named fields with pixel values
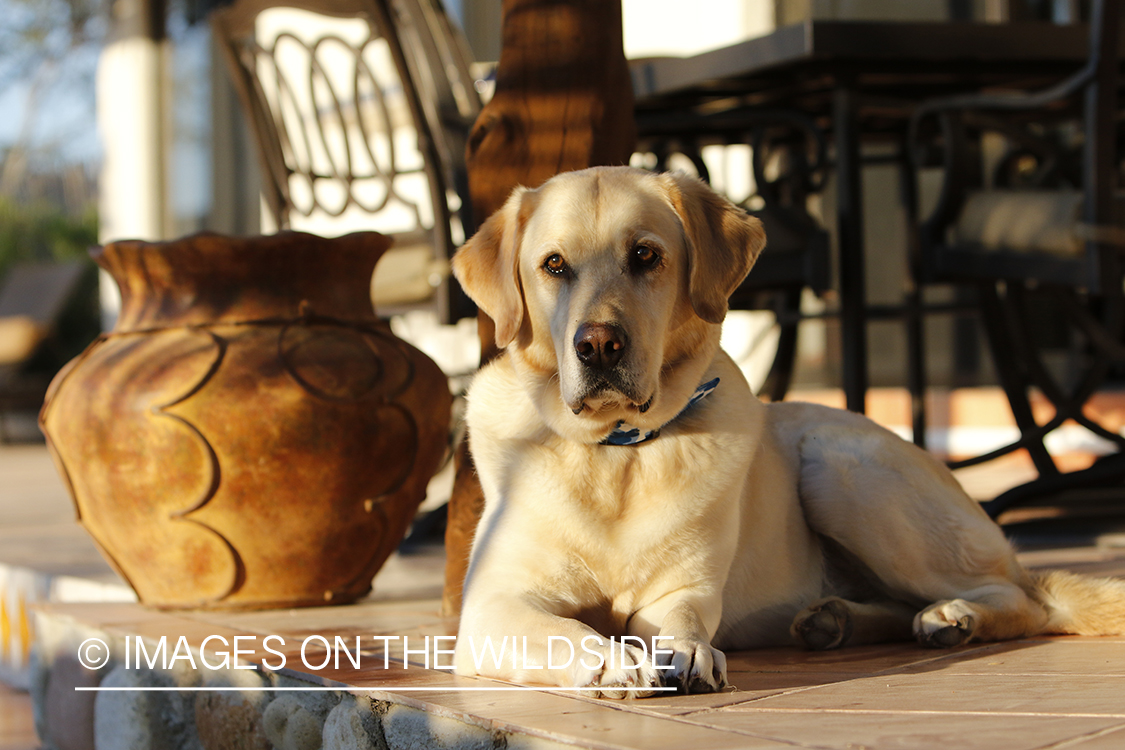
left=39, top=231, right=451, bottom=609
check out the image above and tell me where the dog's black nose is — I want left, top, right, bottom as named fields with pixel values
left=574, top=323, right=627, bottom=370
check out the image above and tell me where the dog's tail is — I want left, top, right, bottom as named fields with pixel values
left=1034, top=569, right=1125, bottom=636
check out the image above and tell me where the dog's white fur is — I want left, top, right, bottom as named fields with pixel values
left=450, top=166, right=1125, bottom=698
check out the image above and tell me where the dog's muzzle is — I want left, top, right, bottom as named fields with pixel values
left=574, top=322, right=627, bottom=371
left=569, top=322, right=649, bottom=414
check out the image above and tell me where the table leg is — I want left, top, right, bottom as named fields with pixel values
left=833, top=85, right=868, bottom=413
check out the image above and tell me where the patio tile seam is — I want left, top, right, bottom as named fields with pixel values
left=653, top=709, right=1125, bottom=750
left=676, top=683, right=856, bottom=713
left=605, top=669, right=1125, bottom=723
left=664, top=651, right=1005, bottom=717
left=521, top=687, right=900, bottom=746
left=1035, top=721, right=1125, bottom=750
left=631, top=669, right=944, bottom=719
left=391, top=706, right=639, bottom=750
left=521, top=702, right=881, bottom=750
left=423, top=686, right=841, bottom=748
left=702, top=708, right=1125, bottom=720
left=909, top=671, right=1125, bottom=677
left=330, top=687, right=785, bottom=750
left=857, top=642, right=1040, bottom=672
left=725, top=641, right=1019, bottom=679
left=528, top=706, right=839, bottom=750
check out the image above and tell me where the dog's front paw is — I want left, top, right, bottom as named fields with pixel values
left=653, top=638, right=727, bottom=695
left=914, top=600, right=977, bottom=648
left=573, top=642, right=663, bottom=699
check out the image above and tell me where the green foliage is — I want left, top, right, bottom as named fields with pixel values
left=0, top=197, right=101, bottom=372
left=0, top=196, right=98, bottom=281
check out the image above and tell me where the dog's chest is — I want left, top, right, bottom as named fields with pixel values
left=509, top=430, right=741, bottom=589
left=546, top=431, right=721, bottom=522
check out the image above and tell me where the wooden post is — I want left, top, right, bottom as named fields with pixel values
left=442, top=0, right=635, bottom=616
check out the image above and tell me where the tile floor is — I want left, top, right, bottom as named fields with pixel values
left=33, top=543, right=1125, bottom=750
left=0, top=683, right=37, bottom=750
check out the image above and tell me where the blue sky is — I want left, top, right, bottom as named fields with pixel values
left=0, top=1, right=213, bottom=221
left=0, top=68, right=103, bottom=165
left=0, top=0, right=105, bottom=166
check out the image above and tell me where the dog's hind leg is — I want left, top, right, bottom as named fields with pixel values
left=772, top=403, right=1051, bottom=648
left=913, top=584, right=1053, bottom=648
left=792, top=597, right=916, bottom=650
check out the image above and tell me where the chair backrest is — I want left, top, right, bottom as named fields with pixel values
left=914, top=0, right=1122, bottom=292
left=0, top=262, right=88, bottom=369
left=633, top=108, right=832, bottom=297
left=210, top=0, right=480, bottom=320
left=0, top=262, right=87, bottom=327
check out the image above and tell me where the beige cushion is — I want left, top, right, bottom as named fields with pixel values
left=955, top=189, right=1084, bottom=257
left=371, top=244, right=450, bottom=308
left=0, top=316, right=47, bottom=365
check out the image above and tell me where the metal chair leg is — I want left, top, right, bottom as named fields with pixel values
left=760, top=289, right=801, bottom=403
left=906, top=286, right=927, bottom=448
left=977, top=281, right=1059, bottom=479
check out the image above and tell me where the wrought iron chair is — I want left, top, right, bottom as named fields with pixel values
left=210, top=0, right=480, bottom=322
left=635, top=107, right=831, bottom=401
left=908, top=0, right=1124, bottom=517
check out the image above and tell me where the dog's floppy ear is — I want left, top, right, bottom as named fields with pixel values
left=661, top=172, right=767, bottom=324
left=452, top=187, right=530, bottom=349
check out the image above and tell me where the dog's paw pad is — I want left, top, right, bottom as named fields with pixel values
left=793, top=598, right=853, bottom=650
left=918, top=615, right=975, bottom=648
left=688, top=675, right=719, bottom=694
left=915, top=601, right=977, bottom=648
left=585, top=643, right=662, bottom=699
left=656, top=639, right=727, bottom=695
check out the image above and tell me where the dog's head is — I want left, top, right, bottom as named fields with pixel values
left=453, top=166, right=766, bottom=443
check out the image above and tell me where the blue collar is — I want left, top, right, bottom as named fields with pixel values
left=601, top=378, right=719, bottom=446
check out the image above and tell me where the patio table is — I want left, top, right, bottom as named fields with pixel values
left=631, top=19, right=1097, bottom=413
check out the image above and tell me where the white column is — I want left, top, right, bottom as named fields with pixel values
left=95, top=0, right=169, bottom=327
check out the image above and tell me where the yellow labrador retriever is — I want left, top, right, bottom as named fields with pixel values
left=450, top=166, right=1125, bottom=697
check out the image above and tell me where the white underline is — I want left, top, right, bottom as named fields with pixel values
left=75, top=686, right=677, bottom=693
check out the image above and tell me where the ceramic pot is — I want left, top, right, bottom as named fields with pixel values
left=39, top=231, right=451, bottom=609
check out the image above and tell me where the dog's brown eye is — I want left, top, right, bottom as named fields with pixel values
left=543, top=254, right=570, bottom=276
left=631, top=244, right=661, bottom=271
